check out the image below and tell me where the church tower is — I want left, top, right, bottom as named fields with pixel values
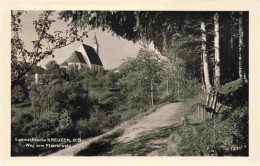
left=91, top=32, right=99, bottom=54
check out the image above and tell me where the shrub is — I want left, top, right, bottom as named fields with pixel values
left=76, top=106, right=108, bottom=138
left=177, top=104, right=248, bottom=156
left=12, top=85, right=26, bottom=104
left=56, top=110, right=74, bottom=137
left=22, top=112, right=60, bottom=138
left=76, top=119, right=91, bottom=138
left=104, top=114, right=121, bottom=129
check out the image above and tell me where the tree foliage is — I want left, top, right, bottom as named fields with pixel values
left=58, top=11, right=201, bottom=51
left=11, top=11, right=85, bottom=88
left=119, top=48, right=164, bottom=107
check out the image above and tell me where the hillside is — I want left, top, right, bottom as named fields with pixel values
left=47, top=79, right=248, bottom=156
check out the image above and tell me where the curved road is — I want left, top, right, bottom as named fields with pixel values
left=117, top=102, right=186, bottom=143
left=48, top=102, right=186, bottom=156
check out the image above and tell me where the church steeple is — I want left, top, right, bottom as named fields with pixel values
left=91, top=32, right=99, bottom=54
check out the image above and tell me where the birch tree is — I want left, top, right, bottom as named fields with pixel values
left=238, top=11, right=245, bottom=83
left=201, top=19, right=212, bottom=92
left=214, top=12, right=221, bottom=86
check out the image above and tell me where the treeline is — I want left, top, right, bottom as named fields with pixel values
left=59, top=11, right=249, bottom=91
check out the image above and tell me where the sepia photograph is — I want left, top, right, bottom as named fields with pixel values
left=10, top=10, right=249, bottom=157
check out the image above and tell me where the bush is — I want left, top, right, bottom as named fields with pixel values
left=87, top=106, right=106, bottom=134
left=177, top=104, right=248, bottom=156
left=22, top=112, right=59, bottom=138
left=76, top=119, right=91, bottom=138
left=76, top=106, right=108, bottom=138
left=56, top=110, right=74, bottom=137
left=12, top=85, right=26, bottom=104
left=104, top=114, right=121, bottom=129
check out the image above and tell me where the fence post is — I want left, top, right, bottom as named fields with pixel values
left=198, top=106, right=200, bottom=118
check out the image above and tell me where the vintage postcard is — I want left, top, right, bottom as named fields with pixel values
left=1, top=0, right=260, bottom=166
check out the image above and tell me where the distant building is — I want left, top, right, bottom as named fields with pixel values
left=27, top=65, right=46, bottom=84
left=60, top=33, right=103, bottom=71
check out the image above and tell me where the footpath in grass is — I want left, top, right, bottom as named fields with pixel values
left=77, top=79, right=248, bottom=156
left=77, top=102, right=187, bottom=156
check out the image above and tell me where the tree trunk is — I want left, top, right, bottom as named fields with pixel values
left=166, top=72, right=170, bottom=98
left=33, top=104, right=36, bottom=121
left=230, top=12, right=234, bottom=79
left=238, top=11, right=245, bottom=83
left=200, top=54, right=206, bottom=91
left=150, top=78, right=154, bottom=107
left=201, top=20, right=212, bottom=92
left=166, top=78, right=169, bottom=97
left=177, top=79, right=180, bottom=100
left=163, top=32, right=168, bottom=51
left=214, top=12, right=221, bottom=86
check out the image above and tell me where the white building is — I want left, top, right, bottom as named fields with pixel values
left=60, top=34, right=103, bottom=70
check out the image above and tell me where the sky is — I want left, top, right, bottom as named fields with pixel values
left=19, top=11, right=143, bottom=70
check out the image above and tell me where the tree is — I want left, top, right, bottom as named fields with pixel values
left=214, top=12, right=221, bottom=86
left=201, top=18, right=212, bottom=92
left=120, top=48, right=163, bottom=107
left=238, top=11, right=245, bottom=83
left=162, top=29, right=201, bottom=99
left=11, top=85, right=26, bottom=104
left=163, top=35, right=185, bottom=100
left=58, top=11, right=189, bottom=52
left=11, top=11, right=84, bottom=89
left=46, top=60, right=59, bottom=71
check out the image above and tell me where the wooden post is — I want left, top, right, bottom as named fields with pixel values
left=206, top=94, right=210, bottom=105
left=213, top=92, right=218, bottom=113
left=150, top=78, right=154, bottom=107
left=198, top=106, right=200, bottom=118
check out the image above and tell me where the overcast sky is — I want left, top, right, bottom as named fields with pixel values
left=19, top=11, right=143, bottom=70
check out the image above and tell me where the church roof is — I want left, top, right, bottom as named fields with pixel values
left=60, top=51, right=87, bottom=66
left=60, top=60, right=68, bottom=66
left=68, top=51, right=87, bottom=63
left=82, top=44, right=103, bottom=66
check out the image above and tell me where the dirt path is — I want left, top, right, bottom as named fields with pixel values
left=48, top=102, right=186, bottom=156
left=117, top=102, right=186, bottom=143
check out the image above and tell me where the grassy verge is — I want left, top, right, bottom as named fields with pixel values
left=175, top=79, right=248, bottom=156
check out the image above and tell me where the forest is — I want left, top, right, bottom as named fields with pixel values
left=11, top=11, right=248, bottom=156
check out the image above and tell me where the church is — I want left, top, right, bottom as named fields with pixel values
left=60, top=34, right=103, bottom=70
